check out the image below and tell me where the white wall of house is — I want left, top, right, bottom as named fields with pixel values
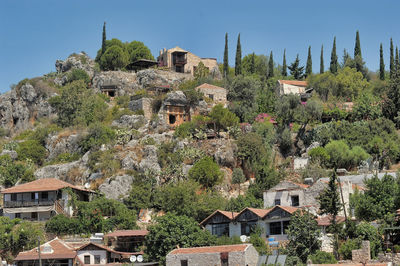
left=77, top=250, right=107, bottom=265
left=4, top=211, right=52, bottom=221
left=263, top=189, right=305, bottom=208
left=61, top=190, right=73, bottom=216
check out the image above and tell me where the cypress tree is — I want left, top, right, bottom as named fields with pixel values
left=396, top=46, right=399, bottom=73
left=235, top=34, right=242, bottom=76
left=306, top=46, right=312, bottom=77
left=223, top=33, right=229, bottom=78
left=250, top=52, right=255, bottom=74
left=390, top=38, right=394, bottom=79
left=330, top=37, right=338, bottom=74
left=268, top=51, right=274, bottom=78
left=380, top=43, right=385, bottom=80
left=320, top=45, right=324, bottom=74
left=288, top=54, right=304, bottom=80
left=282, top=49, right=287, bottom=77
left=354, top=30, right=362, bottom=58
left=101, top=22, right=107, bottom=56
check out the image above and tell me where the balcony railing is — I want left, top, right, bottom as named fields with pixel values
left=173, top=57, right=187, bottom=65
left=4, top=200, right=55, bottom=208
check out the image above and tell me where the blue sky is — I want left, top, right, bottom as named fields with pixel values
left=1, top=0, right=400, bottom=93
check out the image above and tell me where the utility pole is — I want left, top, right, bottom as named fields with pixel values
left=38, top=237, right=42, bottom=266
left=337, top=177, right=348, bottom=221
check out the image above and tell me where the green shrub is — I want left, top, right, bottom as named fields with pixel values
left=338, top=238, right=360, bottom=260
left=188, top=156, right=223, bottom=188
left=67, top=68, right=90, bottom=84
left=46, top=153, right=81, bottom=165
left=308, top=147, right=330, bottom=166
left=174, top=121, right=195, bottom=139
left=45, top=214, right=82, bottom=235
left=87, top=149, right=120, bottom=177
left=16, top=140, right=47, bottom=165
left=79, top=123, right=115, bottom=153
left=308, top=250, right=337, bottom=264
left=0, top=155, right=35, bottom=187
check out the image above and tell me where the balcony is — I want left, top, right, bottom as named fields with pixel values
left=4, top=200, right=55, bottom=208
left=172, top=57, right=187, bottom=65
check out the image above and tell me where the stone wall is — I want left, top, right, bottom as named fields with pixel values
left=129, top=97, right=153, bottom=119
left=196, top=86, right=227, bottom=106
left=352, top=241, right=370, bottom=263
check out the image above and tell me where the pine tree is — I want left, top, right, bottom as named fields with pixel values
left=330, top=37, right=338, bottom=74
left=282, top=49, right=288, bottom=77
left=223, top=33, right=229, bottom=78
left=101, top=22, right=107, bottom=56
left=390, top=38, right=394, bottom=79
left=235, top=34, right=242, bottom=76
left=320, top=45, right=324, bottom=74
left=354, top=30, right=362, bottom=58
left=305, top=46, right=312, bottom=77
left=380, top=43, right=385, bottom=80
left=268, top=51, right=274, bottom=78
left=288, top=54, right=304, bottom=80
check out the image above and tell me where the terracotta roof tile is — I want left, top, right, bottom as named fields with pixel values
left=169, top=244, right=249, bottom=255
left=1, top=178, right=91, bottom=194
left=199, top=210, right=239, bottom=226
left=278, top=80, right=308, bottom=86
left=105, top=230, right=149, bottom=237
left=317, top=215, right=346, bottom=226
left=277, top=205, right=300, bottom=214
left=246, top=207, right=273, bottom=218
left=195, top=83, right=225, bottom=91
left=14, top=238, right=76, bottom=261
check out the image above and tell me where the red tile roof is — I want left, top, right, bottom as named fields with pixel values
left=278, top=206, right=300, bottom=214
left=195, top=83, right=225, bottom=91
left=1, top=178, right=91, bottom=194
left=278, top=80, right=308, bottom=86
left=14, top=238, right=76, bottom=261
left=247, top=207, right=273, bottom=218
left=105, top=230, right=149, bottom=238
left=199, top=210, right=239, bottom=226
left=317, top=215, right=346, bottom=226
left=169, top=244, right=250, bottom=255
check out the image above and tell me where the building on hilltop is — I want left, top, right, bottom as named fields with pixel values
left=166, top=244, right=259, bottom=266
left=1, top=178, right=94, bottom=221
left=157, top=46, right=218, bottom=75
left=195, top=83, right=227, bottom=107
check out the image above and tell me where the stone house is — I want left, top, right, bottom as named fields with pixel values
left=166, top=244, right=259, bottom=266
left=1, top=178, right=93, bottom=221
left=105, top=229, right=148, bottom=254
left=276, top=80, right=308, bottom=96
left=200, top=210, right=239, bottom=237
left=157, top=46, right=218, bottom=75
left=195, top=83, right=227, bottom=107
left=159, top=91, right=190, bottom=127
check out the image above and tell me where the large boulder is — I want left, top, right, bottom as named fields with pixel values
left=98, top=175, right=134, bottom=200
left=214, top=140, right=237, bottom=168
left=111, top=115, right=146, bottom=129
left=92, top=71, right=137, bottom=96
left=55, top=52, right=95, bottom=77
left=45, top=133, right=82, bottom=161
left=34, top=160, right=89, bottom=181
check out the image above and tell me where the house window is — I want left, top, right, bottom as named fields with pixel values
left=241, top=221, right=257, bottom=236
left=31, top=212, right=37, bottom=220
left=180, top=260, right=188, bottom=266
left=84, top=255, right=90, bottom=264
left=291, top=195, right=299, bottom=207
left=41, top=191, right=48, bottom=200
left=208, top=94, right=214, bottom=101
left=270, top=222, right=282, bottom=235
left=274, top=199, right=281, bottom=206
left=11, top=194, right=17, bottom=201
left=94, top=255, right=100, bottom=264
left=169, top=114, right=176, bottom=124
left=211, top=223, right=229, bottom=237
left=15, top=213, right=21, bottom=219
left=283, top=221, right=290, bottom=234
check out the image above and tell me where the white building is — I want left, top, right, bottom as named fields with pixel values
left=276, top=80, right=308, bottom=96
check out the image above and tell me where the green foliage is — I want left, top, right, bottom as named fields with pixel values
left=87, top=149, right=120, bottom=177
left=380, top=43, right=385, bottom=80
left=324, top=140, right=369, bottom=169
left=338, top=238, right=360, bottom=260
left=67, top=68, right=90, bottom=84
left=125, top=40, right=155, bottom=69
left=46, top=152, right=81, bottom=165
left=226, top=194, right=263, bottom=212
left=194, top=62, right=210, bottom=80
left=288, top=54, right=304, bottom=80
left=268, top=51, right=274, bottom=78
left=223, top=33, right=229, bottom=78
left=318, top=172, right=342, bottom=224
left=16, top=140, right=47, bottom=165
left=0, top=155, right=34, bottom=187
left=320, top=45, right=324, bottom=74
left=287, top=211, right=321, bottom=263
left=209, top=104, right=239, bottom=134
left=308, top=250, right=337, bottom=264
left=330, top=37, right=338, bottom=74
left=45, top=214, right=81, bottom=235
left=308, top=147, right=330, bottom=166
left=80, top=123, right=115, bottom=153
left=282, top=49, right=288, bottom=76
left=235, top=34, right=242, bottom=76
left=232, top=168, right=245, bottom=185
left=354, top=222, right=382, bottom=258
left=124, top=181, right=153, bottom=212
left=145, top=213, right=216, bottom=264
left=352, top=92, right=382, bottom=120
left=279, top=127, right=294, bottom=157
left=250, top=227, right=269, bottom=255
left=306, top=46, right=312, bottom=77
left=188, top=156, right=223, bottom=188
left=237, top=132, right=267, bottom=173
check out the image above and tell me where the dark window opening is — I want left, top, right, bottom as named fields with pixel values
left=270, top=222, right=282, bottom=235
left=169, top=114, right=176, bottom=124
left=274, top=199, right=281, bottom=206
left=283, top=221, right=290, bottom=234
left=15, top=213, right=21, bottom=218
left=11, top=194, right=17, bottom=201
left=108, top=91, right=115, bottom=97
left=211, top=223, right=229, bottom=237
left=41, top=192, right=48, bottom=200
left=208, top=94, right=214, bottom=101
left=221, top=252, right=229, bottom=266
left=31, top=212, right=37, bottom=219
left=176, top=66, right=183, bottom=73
left=180, top=260, right=188, bottom=266
left=84, top=255, right=90, bottom=264
left=291, top=195, right=299, bottom=207
left=94, top=255, right=100, bottom=264
left=241, top=221, right=257, bottom=236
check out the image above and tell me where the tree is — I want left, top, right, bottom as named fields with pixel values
left=235, top=33, right=242, bottom=75
left=380, top=43, right=385, bottom=80
left=317, top=171, right=342, bottom=257
left=306, top=46, right=312, bottom=77
left=101, top=22, right=106, bottom=56
left=396, top=46, right=399, bottom=73
left=390, top=38, right=394, bottom=79
left=0, top=155, right=34, bottom=187
left=320, top=45, right=324, bottom=74
left=330, top=37, right=338, bottom=74
left=282, top=49, right=288, bottom=76
left=241, top=53, right=267, bottom=77
left=209, top=104, right=239, bottom=134
left=232, top=168, right=245, bottom=195
left=268, top=51, right=274, bottom=78
left=288, top=54, right=304, bottom=79
left=354, top=30, right=362, bottom=58
left=100, top=45, right=129, bottom=71
left=194, top=62, right=210, bottom=79
left=125, top=41, right=154, bottom=69
left=145, top=213, right=216, bottom=264
left=16, top=140, right=47, bottom=165
left=188, top=156, right=223, bottom=188
left=223, top=33, right=229, bottom=78
left=236, top=132, right=267, bottom=174
left=249, top=52, right=256, bottom=74
left=287, top=210, right=321, bottom=263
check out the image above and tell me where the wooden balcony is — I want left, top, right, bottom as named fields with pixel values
left=4, top=200, right=55, bottom=208
left=172, top=57, right=187, bottom=65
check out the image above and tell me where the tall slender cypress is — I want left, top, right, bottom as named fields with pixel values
left=354, top=30, right=362, bottom=58
left=235, top=34, right=242, bottom=76
left=282, top=49, right=287, bottom=77
left=223, top=33, right=229, bottom=78
left=268, top=51, right=274, bottom=78
left=330, top=37, right=338, bottom=74
left=396, top=46, right=399, bottom=73
left=250, top=52, right=255, bottom=74
left=320, top=45, right=324, bottom=74
left=306, top=46, right=312, bottom=77
left=390, top=38, right=394, bottom=79
left=101, top=22, right=107, bottom=56
left=379, top=43, right=385, bottom=80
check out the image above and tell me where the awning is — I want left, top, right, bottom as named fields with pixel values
left=3, top=205, right=54, bottom=214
